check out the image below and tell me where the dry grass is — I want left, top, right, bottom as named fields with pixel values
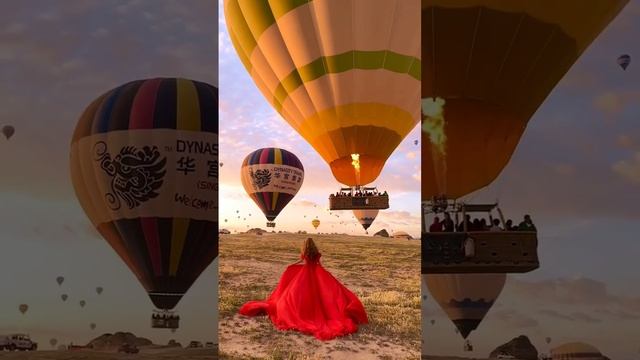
left=219, top=232, right=421, bottom=360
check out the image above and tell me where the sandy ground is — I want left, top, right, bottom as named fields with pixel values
left=0, top=347, right=218, bottom=359
left=218, top=232, right=421, bottom=360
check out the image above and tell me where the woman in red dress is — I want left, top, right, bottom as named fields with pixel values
left=238, top=238, right=369, bottom=340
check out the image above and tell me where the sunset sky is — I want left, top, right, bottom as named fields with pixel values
left=0, top=0, right=218, bottom=347
left=0, top=0, right=638, bottom=358
left=217, top=1, right=421, bottom=239
left=424, top=1, right=640, bottom=358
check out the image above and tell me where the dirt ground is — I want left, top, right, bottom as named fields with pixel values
left=218, top=232, right=421, bottom=360
left=0, top=347, right=218, bottom=359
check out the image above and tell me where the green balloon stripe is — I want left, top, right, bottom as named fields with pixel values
left=272, top=50, right=421, bottom=111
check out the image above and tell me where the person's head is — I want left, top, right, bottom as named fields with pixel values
left=433, top=216, right=440, bottom=224
left=444, top=212, right=451, bottom=220
left=493, top=218, right=500, bottom=226
left=301, top=237, right=320, bottom=260
left=465, top=214, right=471, bottom=221
left=506, top=219, right=513, bottom=226
left=480, top=218, right=487, bottom=225
left=524, top=214, right=531, bottom=223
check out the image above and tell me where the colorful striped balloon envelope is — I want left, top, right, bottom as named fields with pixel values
left=70, top=78, right=218, bottom=312
left=241, top=147, right=304, bottom=227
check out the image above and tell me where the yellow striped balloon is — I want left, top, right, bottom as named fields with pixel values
left=225, top=0, right=420, bottom=186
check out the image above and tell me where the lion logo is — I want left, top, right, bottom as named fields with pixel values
left=250, top=168, right=271, bottom=190
left=94, top=141, right=167, bottom=210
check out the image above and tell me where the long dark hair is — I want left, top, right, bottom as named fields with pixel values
left=301, top=238, right=320, bottom=261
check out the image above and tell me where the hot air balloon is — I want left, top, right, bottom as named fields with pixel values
left=69, top=78, right=219, bottom=330
left=430, top=319, right=435, bottom=325
left=426, top=273, right=506, bottom=341
left=421, top=0, right=629, bottom=274
left=96, top=287, right=103, bottom=295
left=353, top=209, right=379, bottom=230
left=18, top=304, right=28, bottom=315
left=50, top=338, right=58, bottom=347
left=61, top=294, right=68, bottom=302
left=422, top=1, right=628, bottom=201
left=551, top=342, right=604, bottom=360
left=2, top=125, right=14, bottom=139
left=241, top=148, right=304, bottom=227
left=56, top=276, right=64, bottom=286
left=90, top=323, right=96, bottom=330
left=546, top=337, right=552, bottom=344
left=414, top=140, right=419, bottom=146
left=224, top=0, right=420, bottom=191
left=618, top=54, right=631, bottom=70
left=311, top=219, right=320, bottom=229
left=79, top=300, right=86, bottom=308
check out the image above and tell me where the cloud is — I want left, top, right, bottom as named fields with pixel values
left=493, top=309, right=539, bottom=328
left=538, top=309, right=601, bottom=323
left=612, top=152, right=640, bottom=185
left=616, top=134, right=635, bottom=149
left=593, top=91, right=640, bottom=117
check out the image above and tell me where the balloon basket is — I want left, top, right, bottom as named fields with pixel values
left=329, top=186, right=389, bottom=210
left=266, top=222, right=276, bottom=228
left=151, top=310, right=180, bottom=329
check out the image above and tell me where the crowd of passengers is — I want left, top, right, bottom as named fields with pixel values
left=330, top=189, right=388, bottom=197
left=429, top=213, right=536, bottom=232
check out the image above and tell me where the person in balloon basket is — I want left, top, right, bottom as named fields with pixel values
left=238, top=238, right=369, bottom=340
left=518, top=215, right=537, bottom=232
left=430, top=216, right=443, bottom=232
left=440, top=212, right=455, bottom=232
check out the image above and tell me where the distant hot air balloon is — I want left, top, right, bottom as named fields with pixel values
left=90, top=323, right=96, bottom=330
left=70, top=78, right=219, bottom=327
left=241, top=148, right=304, bottom=227
left=220, top=162, right=224, bottom=167
left=431, top=319, right=435, bottom=325
left=61, top=294, right=68, bottom=302
left=56, top=276, right=64, bottom=286
left=225, top=0, right=420, bottom=187
left=618, top=54, right=631, bottom=70
left=414, top=140, right=419, bottom=146
left=96, top=287, right=103, bottom=295
left=546, top=337, right=552, bottom=344
left=353, top=209, right=379, bottom=230
left=422, top=1, right=629, bottom=200
left=79, top=300, right=86, bottom=308
left=311, top=219, right=320, bottom=229
left=50, top=338, right=58, bottom=347
left=426, top=274, right=506, bottom=339
left=18, top=304, right=28, bottom=314
left=2, top=125, right=14, bottom=139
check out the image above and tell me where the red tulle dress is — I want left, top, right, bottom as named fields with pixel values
left=238, top=253, right=369, bottom=340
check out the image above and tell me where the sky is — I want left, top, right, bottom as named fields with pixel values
left=217, top=2, right=422, bottom=239
left=1, top=1, right=639, bottom=358
left=423, top=1, right=640, bottom=358
left=0, top=0, right=218, bottom=347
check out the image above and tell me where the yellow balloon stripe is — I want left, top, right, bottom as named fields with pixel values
left=169, top=218, right=190, bottom=276
left=271, top=148, right=282, bottom=210
left=176, top=79, right=200, bottom=131
left=225, top=0, right=311, bottom=61
left=272, top=51, right=420, bottom=112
